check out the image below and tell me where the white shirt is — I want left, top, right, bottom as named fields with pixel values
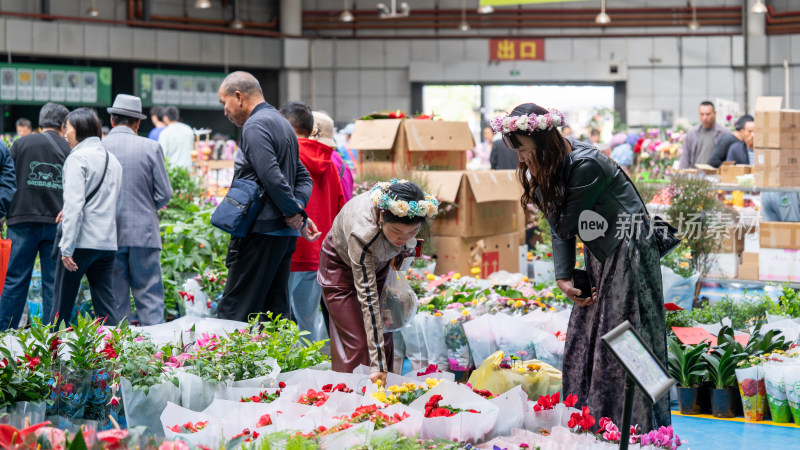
left=158, top=122, right=195, bottom=168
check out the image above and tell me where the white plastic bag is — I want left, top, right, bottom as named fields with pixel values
left=161, top=402, right=225, bottom=448
left=182, top=278, right=212, bottom=318
left=486, top=386, right=527, bottom=440
left=400, top=314, right=429, bottom=370
left=120, top=378, right=181, bottom=436
left=379, top=268, right=419, bottom=332
left=660, top=265, right=699, bottom=311
left=175, top=371, right=222, bottom=412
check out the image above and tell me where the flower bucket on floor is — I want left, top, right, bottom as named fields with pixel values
left=711, top=388, right=736, bottom=418
left=735, top=365, right=766, bottom=421
left=783, top=362, right=800, bottom=424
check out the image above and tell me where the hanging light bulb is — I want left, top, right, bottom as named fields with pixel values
left=477, top=5, right=494, bottom=15
left=340, top=0, right=354, bottom=22
left=751, top=0, right=767, bottom=14
left=459, top=0, right=470, bottom=31
left=595, top=0, right=610, bottom=25
left=688, top=1, right=700, bottom=31
left=194, top=0, right=212, bottom=9
left=86, top=0, right=99, bottom=17
left=230, top=0, right=244, bottom=29
left=230, top=19, right=245, bottom=29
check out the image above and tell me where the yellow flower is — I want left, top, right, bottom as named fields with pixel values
left=478, top=296, right=487, bottom=304
left=371, top=391, right=388, bottom=403
left=425, top=378, right=441, bottom=389
left=574, top=261, right=580, bottom=267
left=451, top=318, right=458, bottom=324
left=522, top=276, right=529, bottom=282
left=549, top=307, right=557, bottom=312
left=526, top=363, right=542, bottom=371
left=433, top=312, right=442, bottom=317
left=515, top=367, right=526, bottom=373
left=461, top=310, right=470, bottom=316
left=471, top=267, right=481, bottom=274
left=683, top=253, right=692, bottom=259
left=576, top=242, right=584, bottom=249
left=545, top=292, right=554, bottom=298
left=453, top=273, right=462, bottom=280
left=514, top=300, right=525, bottom=308
left=679, top=262, right=690, bottom=268
left=426, top=273, right=436, bottom=280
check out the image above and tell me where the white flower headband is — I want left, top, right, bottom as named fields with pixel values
left=490, top=108, right=566, bottom=135
left=370, top=179, right=440, bottom=219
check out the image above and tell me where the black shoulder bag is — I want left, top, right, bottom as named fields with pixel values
left=51, top=150, right=110, bottom=260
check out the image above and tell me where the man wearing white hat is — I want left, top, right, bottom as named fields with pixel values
left=104, top=94, right=173, bottom=325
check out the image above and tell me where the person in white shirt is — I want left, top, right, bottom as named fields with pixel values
left=50, top=108, right=123, bottom=327
left=157, top=106, right=194, bottom=168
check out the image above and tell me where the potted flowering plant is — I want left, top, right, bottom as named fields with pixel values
left=667, top=337, right=709, bottom=414
left=703, top=341, right=745, bottom=418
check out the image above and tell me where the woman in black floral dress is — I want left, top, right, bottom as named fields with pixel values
left=492, top=103, right=670, bottom=432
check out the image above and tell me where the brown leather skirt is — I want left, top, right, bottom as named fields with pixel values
left=317, top=235, right=393, bottom=373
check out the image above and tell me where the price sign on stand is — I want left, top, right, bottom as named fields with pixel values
left=601, top=321, right=675, bottom=450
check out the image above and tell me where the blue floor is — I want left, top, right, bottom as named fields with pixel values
left=672, top=414, right=799, bottom=450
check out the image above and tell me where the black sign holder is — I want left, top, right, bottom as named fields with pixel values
left=601, top=320, right=676, bottom=450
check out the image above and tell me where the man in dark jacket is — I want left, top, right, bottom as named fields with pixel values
left=216, top=71, right=314, bottom=321
left=490, top=137, right=518, bottom=170
left=0, top=103, right=65, bottom=330
left=708, top=115, right=753, bottom=168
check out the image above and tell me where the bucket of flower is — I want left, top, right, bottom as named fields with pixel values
left=408, top=381, right=499, bottom=443
left=161, top=401, right=226, bottom=448
left=468, top=351, right=562, bottom=402
left=522, top=392, right=579, bottom=433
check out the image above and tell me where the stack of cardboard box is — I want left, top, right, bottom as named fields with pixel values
left=758, top=222, right=800, bottom=282
left=706, top=225, right=746, bottom=279
left=416, top=170, right=525, bottom=277
left=753, top=97, right=800, bottom=187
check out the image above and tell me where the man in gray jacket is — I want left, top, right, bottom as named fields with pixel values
left=103, top=94, right=173, bottom=325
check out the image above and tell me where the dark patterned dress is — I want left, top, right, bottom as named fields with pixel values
left=562, top=227, right=671, bottom=432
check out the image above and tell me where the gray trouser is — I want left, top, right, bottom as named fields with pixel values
left=114, top=246, right=165, bottom=326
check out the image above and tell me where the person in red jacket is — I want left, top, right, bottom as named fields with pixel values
left=280, top=102, right=345, bottom=341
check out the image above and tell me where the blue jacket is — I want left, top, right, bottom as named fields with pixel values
left=234, top=102, right=313, bottom=234
left=725, top=141, right=752, bottom=165
left=0, top=142, right=17, bottom=219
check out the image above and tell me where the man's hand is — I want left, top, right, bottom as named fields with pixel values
left=62, top=255, right=78, bottom=272
left=370, top=371, right=387, bottom=386
left=56, top=210, right=63, bottom=223
left=556, top=278, right=598, bottom=307
left=301, top=218, right=322, bottom=242
left=284, top=213, right=304, bottom=230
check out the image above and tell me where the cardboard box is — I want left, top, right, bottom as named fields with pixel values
left=753, top=148, right=800, bottom=187
left=416, top=170, right=523, bottom=237
left=760, top=221, right=800, bottom=249
left=759, top=248, right=800, bottom=282
left=744, top=232, right=761, bottom=253
left=719, top=225, right=746, bottom=253
left=742, top=252, right=759, bottom=266
left=738, top=264, right=759, bottom=281
left=694, top=164, right=720, bottom=175
left=706, top=253, right=740, bottom=279
left=350, top=119, right=471, bottom=177
left=518, top=203, right=528, bottom=246
left=753, top=96, right=800, bottom=149
left=431, top=232, right=519, bottom=277
left=720, top=164, right=753, bottom=184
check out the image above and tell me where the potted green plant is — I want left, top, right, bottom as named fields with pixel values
left=703, top=343, right=746, bottom=418
left=667, top=336, right=709, bottom=414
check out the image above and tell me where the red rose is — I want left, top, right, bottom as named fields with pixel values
left=257, top=414, right=272, bottom=427
left=279, top=382, right=286, bottom=389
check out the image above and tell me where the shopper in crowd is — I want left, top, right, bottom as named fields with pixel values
left=158, top=106, right=194, bottom=168
left=0, top=144, right=13, bottom=222
left=470, top=126, right=493, bottom=166
left=337, top=122, right=358, bottom=173
left=496, top=103, right=669, bottom=432
left=318, top=180, right=437, bottom=385
left=561, top=125, right=573, bottom=137
left=50, top=108, right=123, bottom=327
left=707, top=115, right=753, bottom=168
left=490, top=135, right=517, bottom=170
left=16, top=118, right=33, bottom=138
left=148, top=106, right=166, bottom=141
left=313, top=111, right=353, bottom=203
left=0, top=104, right=69, bottom=330
left=280, top=102, right=344, bottom=342
left=724, top=116, right=755, bottom=165
left=216, top=71, right=315, bottom=322
left=103, top=94, right=173, bottom=326
left=680, top=100, right=729, bottom=169
left=588, top=128, right=600, bottom=145
left=609, top=132, right=634, bottom=172
left=761, top=192, right=800, bottom=222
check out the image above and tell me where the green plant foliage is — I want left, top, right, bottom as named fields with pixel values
left=667, top=337, right=709, bottom=388
left=703, top=342, right=745, bottom=389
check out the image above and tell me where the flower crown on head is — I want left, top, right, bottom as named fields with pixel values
left=370, top=179, right=440, bottom=219
left=490, top=108, right=566, bottom=135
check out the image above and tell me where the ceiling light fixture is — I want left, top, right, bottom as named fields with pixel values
left=751, top=0, right=767, bottom=14
left=230, top=0, right=244, bottom=29
left=340, top=0, right=354, bottom=22
left=86, top=0, right=99, bottom=17
left=595, top=0, right=610, bottom=25
left=194, top=0, right=211, bottom=9
left=477, top=4, right=494, bottom=15
left=688, top=1, right=700, bottom=31
left=377, top=0, right=410, bottom=19
left=459, top=0, right=470, bottom=31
